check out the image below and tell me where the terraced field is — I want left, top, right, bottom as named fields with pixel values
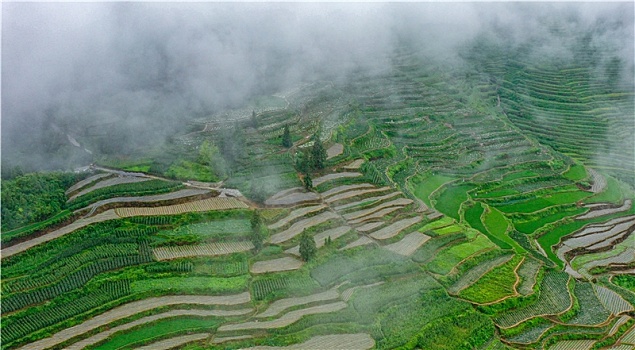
left=3, top=28, right=635, bottom=350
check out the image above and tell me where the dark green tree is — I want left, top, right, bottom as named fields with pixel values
left=303, top=172, right=313, bottom=190
left=282, top=125, right=292, bottom=148
left=310, top=135, right=327, bottom=170
left=295, top=149, right=310, bottom=174
left=299, top=230, right=317, bottom=262
left=250, top=210, right=265, bottom=251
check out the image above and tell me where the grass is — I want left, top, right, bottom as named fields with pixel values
left=434, top=184, right=476, bottom=220
left=494, top=190, right=591, bottom=214
left=563, top=164, right=587, bottom=181
left=464, top=202, right=487, bottom=233
left=434, top=224, right=464, bottom=235
left=513, top=207, right=587, bottom=234
left=130, top=276, right=249, bottom=294
left=419, top=216, right=455, bottom=232
left=459, top=255, right=522, bottom=304
left=412, top=173, right=455, bottom=206
left=165, top=160, right=218, bottom=182
left=426, top=234, right=496, bottom=275
left=93, top=316, right=222, bottom=350
left=482, top=205, right=525, bottom=253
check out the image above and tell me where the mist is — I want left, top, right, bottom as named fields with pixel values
left=2, top=2, right=633, bottom=173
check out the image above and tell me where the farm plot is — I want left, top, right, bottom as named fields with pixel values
left=334, top=192, right=402, bottom=213
left=344, top=159, right=365, bottom=170
left=369, top=216, right=422, bottom=240
left=448, top=254, right=515, bottom=294
left=265, top=191, right=321, bottom=206
left=548, top=340, right=596, bottom=350
left=383, top=232, right=430, bottom=256
left=355, top=221, right=385, bottom=232
left=349, top=206, right=408, bottom=225
left=153, top=241, right=254, bottom=260
left=68, top=176, right=150, bottom=201
left=256, top=288, right=339, bottom=318
left=268, top=205, right=327, bottom=230
left=594, top=285, right=634, bottom=315
left=341, top=236, right=375, bottom=250
left=251, top=275, right=318, bottom=301
left=250, top=257, right=304, bottom=274
left=269, top=211, right=340, bottom=244
left=65, top=173, right=112, bottom=195
left=320, top=183, right=375, bottom=198
left=588, top=168, right=608, bottom=193
left=566, top=281, right=611, bottom=326
left=516, top=258, right=543, bottom=296
left=326, top=143, right=344, bottom=159
left=115, top=197, right=248, bottom=217
left=558, top=218, right=635, bottom=259
left=312, top=172, right=362, bottom=187
left=578, top=200, right=632, bottom=220
left=161, top=219, right=252, bottom=241
left=16, top=293, right=251, bottom=350
left=217, top=301, right=347, bottom=331
left=573, top=241, right=635, bottom=277
left=324, top=186, right=392, bottom=204
left=506, top=320, right=554, bottom=345
left=495, top=271, right=572, bottom=328
left=134, top=333, right=211, bottom=350
left=343, top=198, right=412, bottom=221
left=426, top=234, right=495, bottom=275
left=66, top=309, right=251, bottom=350
left=286, top=226, right=352, bottom=256
left=623, top=325, right=635, bottom=344
left=1, top=209, right=120, bottom=259
left=244, top=333, right=375, bottom=350
left=459, top=255, right=522, bottom=304
left=79, top=188, right=211, bottom=216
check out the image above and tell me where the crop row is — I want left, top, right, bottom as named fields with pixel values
left=115, top=197, right=248, bottom=217
left=2, top=253, right=150, bottom=314
left=251, top=275, right=317, bottom=301
left=1, top=280, right=131, bottom=346
left=495, top=271, right=571, bottom=328
left=68, top=179, right=184, bottom=210
left=3, top=243, right=140, bottom=294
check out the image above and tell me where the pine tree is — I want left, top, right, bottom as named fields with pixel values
left=282, top=125, right=292, bottom=148
left=310, top=134, right=327, bottom=170
left=299, top=230, right=317, bottom=262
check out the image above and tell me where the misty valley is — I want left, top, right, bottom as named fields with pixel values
left=1, top=3, right=635, bottom=350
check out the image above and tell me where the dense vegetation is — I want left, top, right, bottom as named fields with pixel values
left=1, top=172, right=80, bottom=231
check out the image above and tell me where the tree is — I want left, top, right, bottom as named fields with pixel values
left=299, top=230, right=317, bottom=262
left=303, top=172, right=313, bottom=190
left=310, top=134, right=327, bottom=170
left=282, top=125, right=292, bottom=148
left=250, top=210, right=265, bottom=251
left=199, top=140, right=227, bottom=179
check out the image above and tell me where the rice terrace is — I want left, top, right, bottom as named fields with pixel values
left=1, top=3, right=634, bottom=350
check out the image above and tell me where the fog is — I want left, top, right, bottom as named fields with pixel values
left=2, top=2, right=633, bottom=173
